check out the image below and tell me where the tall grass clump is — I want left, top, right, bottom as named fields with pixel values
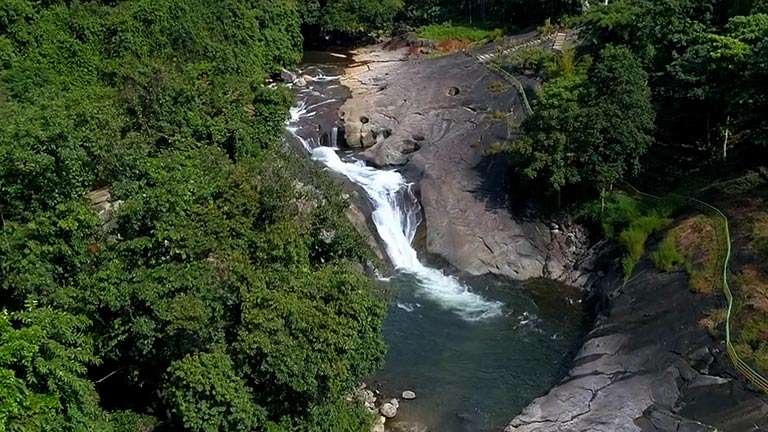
left=651, top=234, right=685, bottom=271
left=582, top=191, right=682, bottom=278
left=417, top=23, right=502, bottom=43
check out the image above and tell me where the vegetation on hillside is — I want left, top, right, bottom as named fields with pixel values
left=506, top=45, right=654, bottom=198
left=581, top=193, right=680, bottom=278
left=299, top=0, right=404, bottom=35
left=496, top=0, right=768, bottom=201
left=416, top=23, right=503, bottom=43
left=651, top=215, right=726, bottom=294
left=0, top=1, right=385, bottom=430
left=401, top=0, right=582, bottom=28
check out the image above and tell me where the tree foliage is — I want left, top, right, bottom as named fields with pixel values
left=401, top=0, right=582, bottom=28
left=0, top=1, right=384, bottom=430
left=508, top=45, right=653, bottom=195
left=299, top=0, right=404, bottom=35
left=575, top=0, right=768, bottom=162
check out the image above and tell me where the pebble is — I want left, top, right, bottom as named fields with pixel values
left=402, top=390, right=416, bottom=400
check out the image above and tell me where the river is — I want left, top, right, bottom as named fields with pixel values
left=286, top=51, right=587, bottom=432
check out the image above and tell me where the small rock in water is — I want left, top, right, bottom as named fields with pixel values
left=379, top=402, right=397, bottom=419
left=402, top=390, right=416, bottom=400
left=389, top=398, right=399, bottom=409
left=293, top=77, right=307, bottom=87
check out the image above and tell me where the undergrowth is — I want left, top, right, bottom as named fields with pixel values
left=417, top=23, right=503, bottom=43
left=651, top=235, right=685, bottom=271
left=581, top=192, right=682, bottom=278
left=650, top=214, right=725, bottom=294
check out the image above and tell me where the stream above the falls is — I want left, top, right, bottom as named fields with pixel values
left=287, top=51, right=588, bottom=432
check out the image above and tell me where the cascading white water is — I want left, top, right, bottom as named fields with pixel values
left=288, top=73, right=503, bottom=321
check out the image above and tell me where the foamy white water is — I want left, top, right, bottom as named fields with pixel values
left=288, top=74, right=503, bottom=321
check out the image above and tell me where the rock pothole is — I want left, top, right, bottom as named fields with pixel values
left=400, top=139, right=422, bottom=155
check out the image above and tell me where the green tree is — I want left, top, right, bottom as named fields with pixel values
left=670, top=13, right=768, bottom=158
left=300, top=0, right=403, bottom=34
left=163, top=352, right=264, bottom=432
left=0, top=307, right=109, bottom=431
left=508, top=45, right=653, bottom=198
left=507, top=74, right=585, bottom=192
left=577, top=45, right=654, bottom=195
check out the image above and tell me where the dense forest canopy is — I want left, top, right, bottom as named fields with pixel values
left=400, top=0, right=582, bottom=27
left=299, top=0, right=582, bottom=41
left=502, top=0, right=768, bottom=200
left=0, top=1, right=385, bottom=430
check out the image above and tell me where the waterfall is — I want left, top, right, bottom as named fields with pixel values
left=288, top=71, right=503, bottom=321
left=330, top=126, right=339, bottom=148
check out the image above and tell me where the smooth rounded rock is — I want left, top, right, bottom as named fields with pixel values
left=380, top=402, right=397, bottom=419
left=402, top=390, right=416, bottom=400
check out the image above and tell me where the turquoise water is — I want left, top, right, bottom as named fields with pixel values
left=370, top=275, right=586, bottom=432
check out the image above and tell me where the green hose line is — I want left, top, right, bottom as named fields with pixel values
left=624, top=183, right=768, bottom=393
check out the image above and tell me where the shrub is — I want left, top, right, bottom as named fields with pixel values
left=619, top=215, right=672, bottom=277
left=735, top=312, right=768, bottom=372
left=651, top=234, right=685, bottom=272
left=417, top=23, right=502, bottom=43
left=581, top=192, right=681, bottom=278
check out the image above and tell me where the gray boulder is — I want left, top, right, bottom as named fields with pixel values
left=380, top=402, right=398, bottom=419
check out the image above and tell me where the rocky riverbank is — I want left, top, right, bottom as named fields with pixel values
left=335, top=40, right=768, bottom=432
left=505, top=245, right=768, bottom=432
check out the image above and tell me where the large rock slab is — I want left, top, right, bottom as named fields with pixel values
left=341, top=46, right=589, bottom=281
left=504, top=259, right=768, bottom=432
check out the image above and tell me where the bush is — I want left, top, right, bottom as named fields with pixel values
left=735, top=312, right=768, bottom=372
left=417, top=23, right=502, bottom=42
left=619, top=215, right=672, bottom=277
left=582, top=192, right=680, bottom=278
left=651, top=234, right=685, bottom=272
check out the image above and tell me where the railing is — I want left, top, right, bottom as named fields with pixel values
left=689, top=198, right=768, bottom=393
left=483, top=61, right=533, bottom=115
left=625, top=184, right=768, bottom=393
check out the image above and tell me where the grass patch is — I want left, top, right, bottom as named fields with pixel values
left=490, top=110, right=508, bottom=120
left=417, top=23, right=503, bottom=44
left=618, top=215, right=673, bottom=277
left=487, top=80, right=511, bottom=94
left=734, top=311, right=768, bottom=372
left=649, top=215, right=725, bottom=294
left=651, top=234, right=685, bottom=271
left=581, top=192, right=681, bottom=278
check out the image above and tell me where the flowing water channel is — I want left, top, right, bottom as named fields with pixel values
left=287, top=52, right=587, bottom=432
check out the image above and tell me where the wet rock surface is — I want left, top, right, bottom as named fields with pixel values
left=341, top=45, right=590, bottom=283
left=505, top=254, right=768, bottom=432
